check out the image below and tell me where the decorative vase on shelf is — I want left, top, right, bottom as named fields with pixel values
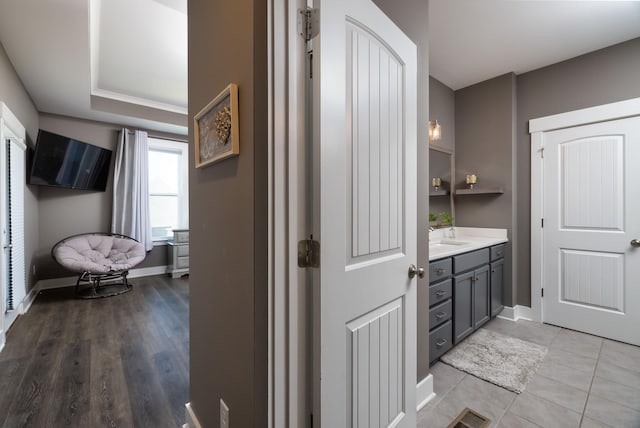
left=466, top=174, right=477, bottom=189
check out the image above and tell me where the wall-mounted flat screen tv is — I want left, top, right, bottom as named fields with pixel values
left=28, top=130, right=112, bottom=191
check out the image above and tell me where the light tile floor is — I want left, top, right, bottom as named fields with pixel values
left=417, top=318, right=640, bottom=428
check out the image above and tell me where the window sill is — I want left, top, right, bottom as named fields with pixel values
left=153, top=240, right=169, bottom=247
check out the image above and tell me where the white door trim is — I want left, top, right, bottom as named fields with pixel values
left=530, top=97, right=640, bottom=323
left=268, top=0, right=309, bottom=427
left=529, top=97, right=640, bottom=133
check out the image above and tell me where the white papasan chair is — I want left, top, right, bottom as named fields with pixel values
left=52, top=232, right=146, bottom=298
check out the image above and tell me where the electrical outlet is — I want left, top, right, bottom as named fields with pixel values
left=220, top=399, right=229, bottom=428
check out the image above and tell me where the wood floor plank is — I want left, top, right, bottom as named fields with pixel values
left=120, top=341, right=174, bottom=428
left=47, top=339, right=91, bottom=427
left=0, top=358, right=29, bottom=420
left=0, top=312, right=46, bottom=362
left=152, top=350, right=190, bottom=427
left=2, top=339, right=63, bottom=428
left=0, top=275, right=189, bottom=428
left=137, top=282, right=189, bottom=366
left=89, top=342, right=134, bottom=428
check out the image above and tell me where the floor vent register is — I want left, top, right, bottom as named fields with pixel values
left=447, top=407, right=491, bottom=428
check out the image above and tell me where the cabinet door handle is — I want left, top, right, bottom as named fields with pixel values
left=436, top=268, right=445, bottom=275
left=435, top=290, right=447, bottom=297
left=491, top=269, right=495, bottom=273
left=436, top=339, right=447, bottom=347
left=435, top=312, right=447, bottom=319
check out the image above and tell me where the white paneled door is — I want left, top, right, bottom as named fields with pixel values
left=312, top=0, right=417, bottom=426
left=543, top=117, right=640, bottom=346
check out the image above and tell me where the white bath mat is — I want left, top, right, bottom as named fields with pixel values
left=440, top=328, right=548, bottom=393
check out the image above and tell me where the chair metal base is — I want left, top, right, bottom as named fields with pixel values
left=75, top=271, right=132, bottom=299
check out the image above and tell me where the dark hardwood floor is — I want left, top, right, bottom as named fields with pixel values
left=0, top=275, right=189, bottom=428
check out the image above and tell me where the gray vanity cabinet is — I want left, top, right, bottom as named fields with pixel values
left=473, top=265, right=490, bottom=329
left=428, top=259, right=453, bottom=363
left=453, top=270, right=474, bottom=343
left=452, top=248, right=490, bottom=344
left=428, top=243, right=505, bottom=363
left=490, top=258, right=505, bottom=317
left=453, top=264, right=490, bottom=343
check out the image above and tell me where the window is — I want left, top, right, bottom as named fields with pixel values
left=148, top=137, right=188, bottom=241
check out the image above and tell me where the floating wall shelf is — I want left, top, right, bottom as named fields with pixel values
left=429, top=189, right=450, bottom=197
left=455, top=188, right=504, bottom=196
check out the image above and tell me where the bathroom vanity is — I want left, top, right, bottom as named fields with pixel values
left=428, top=227, right=507, bottom=364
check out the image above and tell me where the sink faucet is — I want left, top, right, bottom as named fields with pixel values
left=429, top=226, right=436, bottom=232
left=448, top=227, right=456, bottom=238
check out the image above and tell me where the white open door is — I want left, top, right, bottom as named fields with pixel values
left=541, top=117, right=640, bottom=346
left=311, top=0, right=417, bottom=426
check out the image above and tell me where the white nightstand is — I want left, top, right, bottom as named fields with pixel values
left=167, top=229, right=189, bottom=278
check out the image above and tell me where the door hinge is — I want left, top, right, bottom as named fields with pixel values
left=540, top=147, right=544, bottom=158
left=298, top=8, right=319, bottom=41
left=541, top=288, right=544, bottom=298
left=298, top=237, right=320, bottom=268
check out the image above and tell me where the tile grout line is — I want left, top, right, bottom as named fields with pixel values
left=578, top=338, right=604, bottom=427
left=494, top=392, right=519, bottom=427
left=495, top=324, right=582, bottom=427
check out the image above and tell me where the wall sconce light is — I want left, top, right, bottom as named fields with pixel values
left=429, top=120, right=442, bottom=142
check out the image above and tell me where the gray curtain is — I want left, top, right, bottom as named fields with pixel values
left=111, top=129, right=153, bottom=251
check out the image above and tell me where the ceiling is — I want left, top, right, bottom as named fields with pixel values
left=0, top=0, right=188, bottom=135
left=0, top=1, right=638, bottom=136
left=429, top=1, right=640, bottom=90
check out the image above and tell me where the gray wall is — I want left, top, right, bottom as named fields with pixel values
left=429, top=76, right=455, bottom=152
left=515, top=37, right=640, bottom=306
left=188, top=0, right=268, bottom=425
left=36, top=113, right=184, bottom=280
left=0, top=41, right=39, bottom=291
left=455, top=73, right=517, bottom=306
left=372, top=0, right=430, bottom=382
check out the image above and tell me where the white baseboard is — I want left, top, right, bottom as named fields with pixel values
left=498, top=305, right=534, bottom=322
left=185, top=402, right=202, bottom=428
left=22, top=285, right=40, bottom=313
left=35, top=265, right=169, bottom=291
left=416, top=374, right=435, bottom=411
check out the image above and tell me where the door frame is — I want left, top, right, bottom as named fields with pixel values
left=268, top=0, right=310, bottom=427
left=529, top=97, right=640, bottom=323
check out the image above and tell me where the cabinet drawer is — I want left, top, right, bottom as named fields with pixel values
left=429, top=300, right=452, bottom=329
left=453, top=248, right=489, bottom=274
left=491, top=244, right=505, bottom=261
left=176, top=244, right=189, bottom=257
left=429, top=320, right=452, bottom=363
left=176, top=256, right=189, bottom=269
left=429, top=279, right=452, bottom=306
left=429, top=258, right=452, bottom=283
left=173, top=229, right=189, bottom=244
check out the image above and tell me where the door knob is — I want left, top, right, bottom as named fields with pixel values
left=408, top=264, right=425, bottom=279
left=632, top=239, right=640, bottom=248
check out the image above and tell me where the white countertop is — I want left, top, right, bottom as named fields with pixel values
left=429, top=227, right=508, bottom=261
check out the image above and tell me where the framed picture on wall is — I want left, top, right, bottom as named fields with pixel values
left=194, top=83, right=239, bottom=168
